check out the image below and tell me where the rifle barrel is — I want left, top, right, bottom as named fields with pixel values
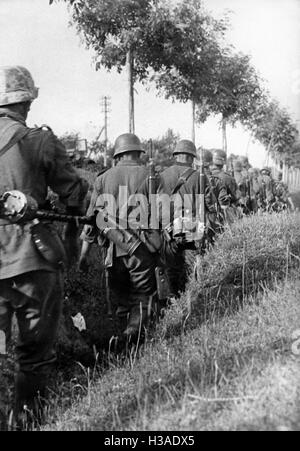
left=36, top=210, right=94, bottom=225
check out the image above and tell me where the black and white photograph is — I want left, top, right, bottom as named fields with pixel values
left=0, top=0, right=299, bottom=435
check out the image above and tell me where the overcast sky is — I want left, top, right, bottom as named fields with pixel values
left=0, top=0, right=299, bottom=167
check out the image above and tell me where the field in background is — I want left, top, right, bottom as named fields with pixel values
left=42, top=211, right=300, bottom=431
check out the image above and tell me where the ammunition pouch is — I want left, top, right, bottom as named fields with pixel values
left=30, top=220, right=67, bottom=267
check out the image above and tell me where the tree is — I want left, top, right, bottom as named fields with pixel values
left=157, top=47, right=265, bottom=155
left=50, top=0, right=229, bottom=135
left=59, top=131, right=80, bottom=154
left=87, top=139, right=114, bottom=167
left=242, top=98, right=299, bottom=160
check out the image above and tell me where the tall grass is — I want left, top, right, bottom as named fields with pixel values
left=42, top=211, right=300, bottom=431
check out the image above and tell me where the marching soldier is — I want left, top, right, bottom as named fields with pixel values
left=211, top=149, right=240, bottom=222
left=79, top=133, right=159, bottom=340
left=239, top=156, right=251, bottom=179
left=201, top=149, right=231, bottom=230
left=258, top=167, right=275, bottom=211
left=248, top=168, right=260, bottom=213
left=0, top=66, right=87, bottom=429
left=202, top=150, right=230, bottom=206
left=234, top=160, right=250, bottom=214
left=273, top=171, right=290, bottom=210
left=158, top=140, right=218, bottom=296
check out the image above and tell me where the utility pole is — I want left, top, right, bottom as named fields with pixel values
left=101, top=96, right=111, bottom=167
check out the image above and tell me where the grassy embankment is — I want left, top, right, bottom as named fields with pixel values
left=42, top=210, right=300, bottom=431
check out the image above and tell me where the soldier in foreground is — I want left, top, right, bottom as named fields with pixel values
left=0, top=66, right=87, bottom=429
left=79, top=133, right=159, bottom=340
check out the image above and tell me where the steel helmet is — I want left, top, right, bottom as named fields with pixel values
left=0, top=66, right=39, bottom=106
left=173, top=140, right=197, bottom=158
left=239, top=156, right=250, bottom=168
left=248, top=167, right=259, bottom=177
left=234, top=160, right=243, bottom=171
left=213, top=149, right=226, bottom=166
left=113, top=133, right=145, bottom=158
left=202, top=149, right=213, bottom=167
left=261, top=167, right=271, bottom=176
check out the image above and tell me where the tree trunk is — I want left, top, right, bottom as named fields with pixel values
left=222, top=116, right=228, bottom=159
left=127, top=49, right=135, bottom=134
left=191, top=100, right=196, bottom=144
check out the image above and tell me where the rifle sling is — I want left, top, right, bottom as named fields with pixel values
left=171, top=167, right=195, bottom=195
left=0, top=125, right=30, bottom=158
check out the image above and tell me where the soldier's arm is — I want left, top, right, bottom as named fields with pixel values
left=79, top=177, right=102, bottom=271
left=80, top=177, right=102, bottom=244
left=217, top=180, right=231, bottom=207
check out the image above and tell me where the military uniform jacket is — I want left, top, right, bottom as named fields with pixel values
left=258, top=174, right=275, bottom=202
left=158, top=163, right=217, bottom=227
left=82, top=160, right=150, bottom=260
left=0, top=109, right=87, bottom=279
left=210, top=168, right=237, bottom=205
left=234, top=171, right=249, bottom=197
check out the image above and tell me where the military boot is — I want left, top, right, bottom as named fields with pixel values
left=12, top=371, right=46, bottom=430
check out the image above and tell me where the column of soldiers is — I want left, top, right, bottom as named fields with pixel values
left=0, top=65, right=294, bottom=430
left=230, top=156, right=292, bottom=214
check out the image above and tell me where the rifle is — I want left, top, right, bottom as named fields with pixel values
left=195, top=148, right=206, bottom=278
left=0, top=190, right=142, bottom=256
left=147, top=140, right=171, bottom=302
left=229, top=158, right=235, bottom=178
left=199, top=148, right=206, bottom=239
left=246, top=178, right=253, bottom=213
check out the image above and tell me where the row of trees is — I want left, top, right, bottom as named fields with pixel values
left=50, top=0, right=299, bottom=168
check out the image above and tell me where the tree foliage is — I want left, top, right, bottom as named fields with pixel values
left=51, top=0, right=228, bottom=85
left=51, top=0, right=299, bottom=162
left=194, top=52, right=264, bottom=124
left=241, top=98, right=299, bottom=156
left=141, top=128, right=179, bottom=169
